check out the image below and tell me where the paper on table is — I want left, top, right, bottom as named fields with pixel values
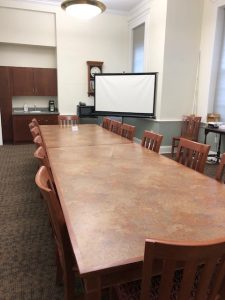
left=72, top=125, right=79, bottom=132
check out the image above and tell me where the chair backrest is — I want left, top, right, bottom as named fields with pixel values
left=176, top=138, right=210, bottom=173
left=35, top=166, right=75, bottom=298
left=181, top=115, right=201, bottom=141
left=28, top=121, right=35, bottom=130
left=34, top=146, right=50, bottom=168
left=109, top=119, right=122, bottom=134
left=120, top=123, right=136, bottom=141
left=141, top=130, right=163, bottom=153
left=33, top=135, right=44, bottom=148
left=102, top=117, right=111, bottom=130
left=32, top=118, right=39, bottom=128
left=140, top=238, right=225, bottom=300
left=58, top=115, right=79, bottom=126
left=30, top=126, right=40, bottom=139
left=215, top=153, right=225, bottom=182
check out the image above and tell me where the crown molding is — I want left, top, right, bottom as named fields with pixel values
left=128, top=0, right=150, bottom=23
left=10, top=0, right=60, bottom=5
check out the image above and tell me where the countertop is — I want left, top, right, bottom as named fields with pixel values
left=12, top=108, right=59, bottom=115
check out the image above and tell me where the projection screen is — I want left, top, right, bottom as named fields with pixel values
left=94, top=73, right=157, bottom=117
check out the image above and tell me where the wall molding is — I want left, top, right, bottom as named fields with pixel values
left=140, top=118, right=182, bottom=122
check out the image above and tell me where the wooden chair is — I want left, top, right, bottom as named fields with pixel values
left=33, top=135, right=44, bottom=148
left=116, top=238, right=225, bottom=300
left=215, top=153, right=225, bottom=182
left=32, top=118, right=40, bottom=128
left=34, top=146, right=52, bottom=175
left=120, top=123, right=136, bottom=141
left=171, top=115, right=201, bottom=157
left=28, top=121, right=35, bottom=130
left=141, top=130, right=163, bottom=153
left=176, top=137, right=210, bottom=173
left=102, top=117, right=111, bottom=130
left=58, top=115, right=79, bottom=126
left=30, top=126, right=40, bottom=139
left=109, top=119, right=122, bottom=134
left=35, top=166, right=80, bottom=300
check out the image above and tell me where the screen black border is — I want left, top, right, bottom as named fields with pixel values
left=94, top=72, right=157, bottom=118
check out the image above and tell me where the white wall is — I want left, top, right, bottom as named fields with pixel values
left=56, top=9, right=129, bottom=114
left=147, top=0, right=168, bottom=119
left=0, top=42, right=57, bottom=109
left=0, top=6, right=56, bottom=46
left=128, top=0, right=168, bottom=120
left=0, top=1, right=129, bottom=115
left=0, top=0, right=207, bottom=122
left=0, top=43, right=56, bottom=67
left=198, top=0, right=225, bottom=122
left=130, top=0, right=203, bottom=121
left=160, top=0, right=203, bottom=120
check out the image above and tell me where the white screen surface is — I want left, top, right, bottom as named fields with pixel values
left=95, top=74, right=156, bottom=116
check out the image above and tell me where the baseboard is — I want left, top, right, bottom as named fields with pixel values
left=159, top=146, right=171, bottom=154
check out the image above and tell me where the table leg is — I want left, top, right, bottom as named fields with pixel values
left=84, top=276, right=101, bottom=300
left=217, top=133, right=222, bottom=163
left=204, top=131, right=208, bottom=144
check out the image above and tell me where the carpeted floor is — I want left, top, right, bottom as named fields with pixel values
left=0, top=144, right=219, bottom=299
left=0, top=144, right=64, bottom=299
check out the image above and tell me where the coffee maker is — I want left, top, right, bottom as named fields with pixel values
left=49, top=100, right=55, bottom=112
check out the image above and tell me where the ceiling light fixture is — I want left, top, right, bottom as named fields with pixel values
left=61, top=0, right=106, bottom=20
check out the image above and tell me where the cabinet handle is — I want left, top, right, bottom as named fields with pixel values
left=33, top=88, right=35, bottom=94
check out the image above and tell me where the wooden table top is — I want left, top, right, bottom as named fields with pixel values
left=47, top=142, right=225, bottom=275
left=40, top=124, right=132, bottom=148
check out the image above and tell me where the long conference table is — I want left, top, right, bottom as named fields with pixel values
left=40, top=124, right=225, bottom=299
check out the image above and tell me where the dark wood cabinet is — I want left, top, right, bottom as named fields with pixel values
left=34, top=68, right=57, bottom=96
left=11, top=67, right=34, bottom=96
left=12, top=114, right=59, bottom=143
left=11, top=67, right=57, bottom=96
left=0, top=66, right=58, bottom=143
left=0, top=66, right=13, bottom=142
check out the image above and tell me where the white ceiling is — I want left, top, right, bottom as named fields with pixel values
left=16, top=0, right=141, bottom=12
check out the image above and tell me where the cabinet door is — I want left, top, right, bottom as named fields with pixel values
left=34, top=68, right=57, bottom=96
left=0, top=67, right=12, bottom=142
left=13, top=115, right=33, bottom=143
left=11, top=67, right=34, bottom=96
left=13, top=114, right=59, bottom=143
left=37, top=114, right=58, bottom=125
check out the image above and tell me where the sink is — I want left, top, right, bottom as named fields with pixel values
left=29, top=110, right=42, bottom=113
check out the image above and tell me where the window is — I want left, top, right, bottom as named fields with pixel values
left=132, top=23, right=145, bottom=73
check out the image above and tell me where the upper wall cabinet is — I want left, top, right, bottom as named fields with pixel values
left=11, top=67, right=57, bottom=96
left=34, top=68, right=57, bottom=96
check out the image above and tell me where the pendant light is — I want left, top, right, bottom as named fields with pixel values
left=61, top=0, right=106, bottom=20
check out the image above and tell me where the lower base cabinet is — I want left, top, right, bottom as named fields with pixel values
left=13, top=114, right=58, bottom=143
